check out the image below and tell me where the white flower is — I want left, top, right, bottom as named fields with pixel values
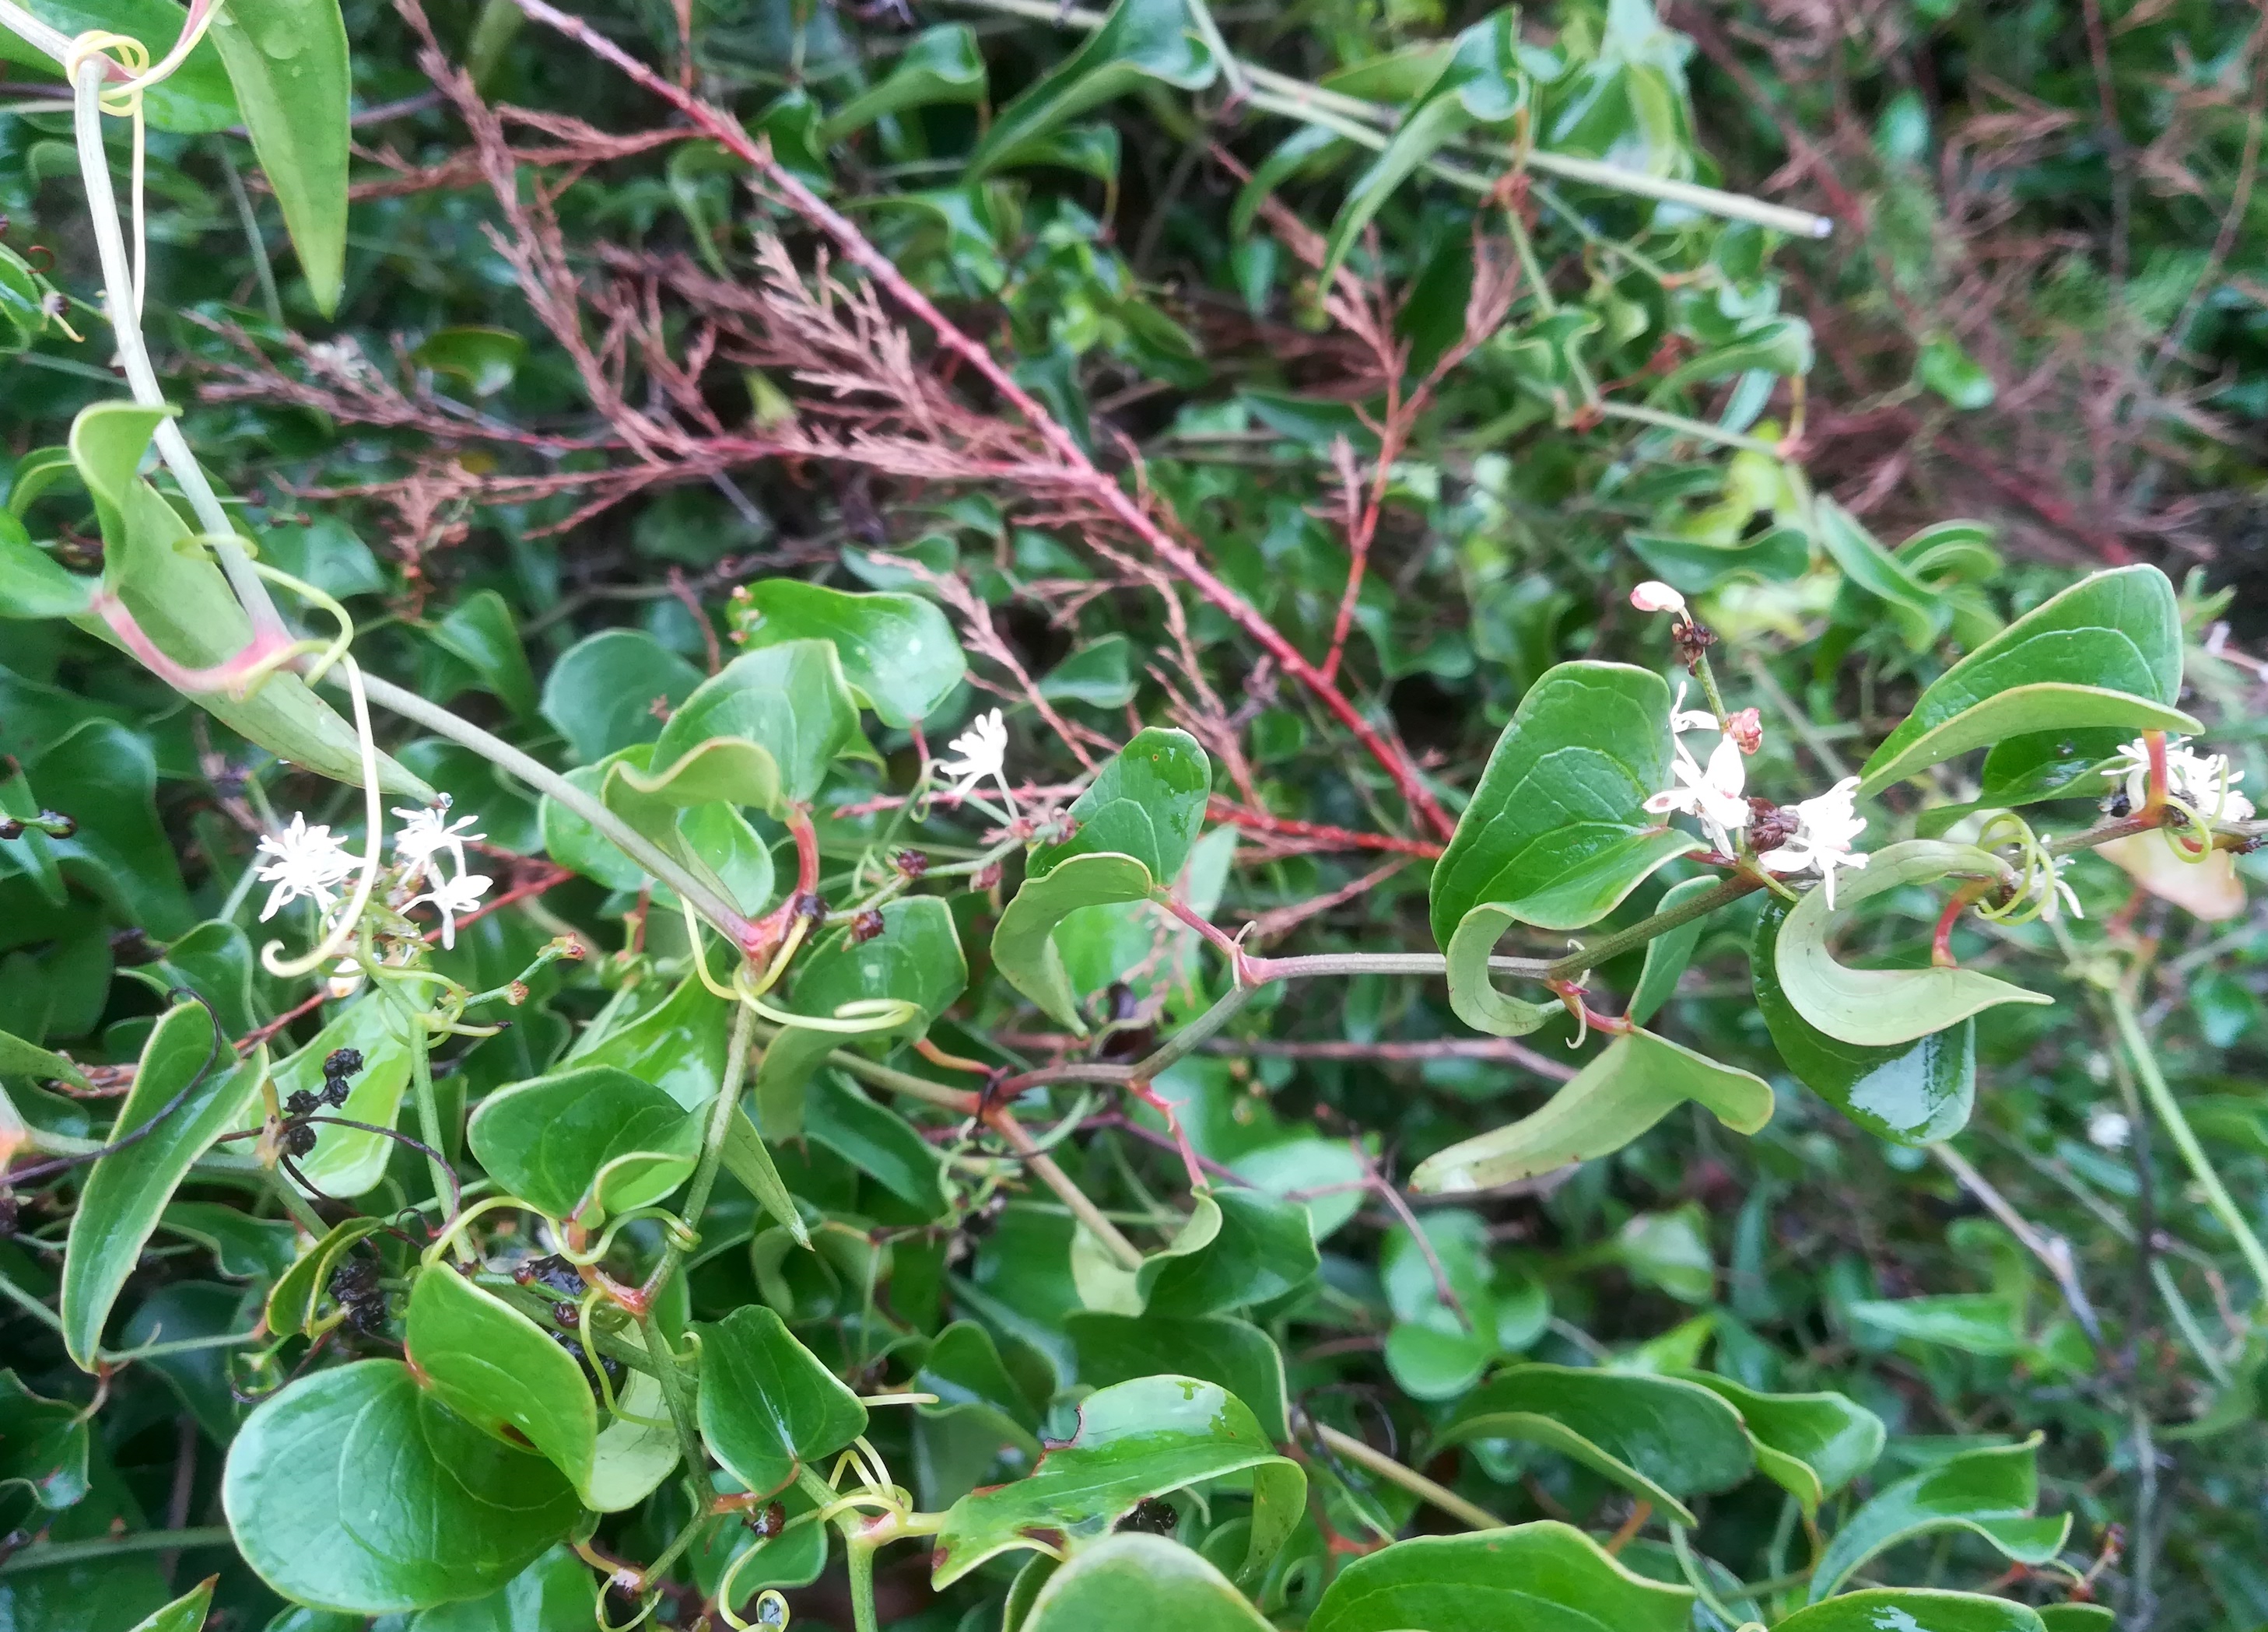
left=2041, top=853, right=2084, bottom=922
left=2087, top=1108, right=2133, bottom=1150
left=1631, top=581, right=1690, bottom=622
left=1759, top=776, right=1870, bottom=906
left=392, top=803, right=485, bottom=886
left=936, top=709, right=1011, bottom=802
left=1668, top=680, right=1718, bottom=735
left=255, top=813, right=359, bottom=923
left=2102, top=735, right=2256, bottom=821
left=413, top=871, right=492, bottom=949
left=1646, top=730, right=1750, bottom=854
left=326, top=958, right=366, bottom=1000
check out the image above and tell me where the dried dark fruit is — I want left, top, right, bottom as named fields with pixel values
left=746, top=1501, right=788, bottom=1539
left=893, top=849, right=929, bottom=879
left=848, top=908, right=886, bottom=944
left=1671, top=620, right=1718, bottom=671
left=1116, top=1497, right=1178, bottom=1535
left=1747, top=799, right=1800, bottom=855
left=107, top=927, right=161, bottom=965
left=512, top=1253, right=587, bottom=1298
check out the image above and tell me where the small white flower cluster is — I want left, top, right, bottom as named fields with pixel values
left=253, top=801, right=491, bottom=956
left=934, top=708, right=1013, bottom=805
left=2101, top=735, right=2254, bottom=821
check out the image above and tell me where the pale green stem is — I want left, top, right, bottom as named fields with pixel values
left=636, top=1307, right=709, bottom=1485
left=2108, top=983, right=2268, bottom=1312
left=1307, top=1420, right=1504, bottom=1530
left=0, top=1527, right=236, bottom=1574
left=397, top=996, right=458, bottom=1226
left=1595, top=400, right=1786, bottom=456
left=216, top=141, right=283, bottom=327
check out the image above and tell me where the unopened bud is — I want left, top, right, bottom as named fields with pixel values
left=507, top=980, right=530, bottom=1006
left=1725, top=708, right=1764, bottom=755
left=1630, top=581, right=1689, bottom=620
left=849, top=909, right=885, bottom=944
left=972, top=862, right=1002, bottom=891
left=894, top=849, right=930, bottom=880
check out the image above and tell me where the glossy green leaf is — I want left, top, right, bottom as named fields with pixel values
left=1808, top=1437, right=2072, bottom=1602
left=1322, top=11, right=1528, bottom=284
left=30, top=719, right=194, bottom=935
left=563, top=969, right=731, bottom=1111
left=1039, top=635, right=1140, bottom=708
left=273, top=989, right=424, bottom=1197
left=430, top=589, right=538, bottom=720
left=1859, top=565, right=2193, bottom=797
left=1848, top=1294, right=2028, bottom=1355
left=1307, top=1522, right=1694, bottom=1632
left=967, top=0, right=1216, bottom=177
left=209, top=0, right=351, bottom=315
left=265, top=1216, right=386, bottom=1337
left=2035, top=1606, right=2116, bottom=1632
left=122, top=1578, right=214, bottom=1632
left=413, top=327, right=527, bottom=397
left=912, top=1319, right=1044, bottom=1439
left=405, top=1547, right=599, bottom=1632
left=752, top=895, right=966, bottom=1137
left=1428, top=1364, right=1754, bottom=1525
left=1678, top=1374, right=1884, bottom=1515
left=68, top=403, right=431, bottom=797
left=1754, top=898, right=1975, bottom=1145
left=934, top=1375, right=1303, bottom=1590
left=1136, top=1189, right=1318, bottom=1317
left=405, top=1266, right=598, bottom=1495
left=0, top=511, right=94, bottom=618
left=729, top=580, right=966, bottom=728
left=1815, top=499, right=1947, bottom=651
left=1775, top=842, right=2052, bottom=1047
left=719, top=1104, right=812, bottom=1248
left=696, top=1305, right=869, bottom=1494
left=1628, top=524, right=1811, bottom=594
left=466, top=1064, right=699, bottom=1224
left=0, top=0, right=240, bottom=131
left=1411, top=1028, right=1773, bottom=1194
left=222, top=1360, right=580, bottom=1613
left=1782, top=1592, right=2045, bottom=1632
left=539, top=629, right=703, bottom=765
left=820, top=25, right=988, bottom=143
left=1019, top=1533, right=1271, bottom=1632
left=992, top=852, right=1157, bottom=1031
left=1626, top=875, right=1722, bottom=1026
left=1379, top=1209, right=1548, bottom=1401
left=1031, top=727, right=1211, bottom=882
left=159, top=1199, right=299, bottom=1280
left=0, top=1023, right=91, bottom=1090
left=646, top=642, right=861, bottom=812
left=1430, top=663, right=1697, bottom=963
left=0, top=1370, right=91, bottom=1510
left=1066, top=1314, right=1291, bottom=1441
left=1916, top=334, right=1998, bottom=409
left=806, top=1069, right=947, bottom=1213
left=61, top=1006, right=264, bottom=1369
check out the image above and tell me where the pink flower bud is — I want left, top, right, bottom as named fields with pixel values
left=1726, top=707, right=1765, bottom=755
left=1630, top=581, right=1688, bottom=619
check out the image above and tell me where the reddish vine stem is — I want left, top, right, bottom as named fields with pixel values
left=500, top=0, right=1456, bottom=846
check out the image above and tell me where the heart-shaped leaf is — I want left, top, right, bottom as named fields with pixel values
left=208, top=0, right=351, bottom=316
left=911, top=1319, right=1045, bottom=1441
left=1136, top=1189, right=1319, bottom=1318
left=752, top=896, right=966, bottom=1137
left=1754, top=898, right=1975, bottom=1145
left=1808, top=1436, right=2071, bottom=1602
left=222, top=1360, right=580, bottom=1613
left=1306, top=1522, right=1694, bottom=1632
left=1860, top=565, right=2192, bottom=798
left=539, top=629, right=703, bottom=765
left=992, top=853, right=1157, bottom=1031
left=1410, top=1028, right=1772, bottom=1194
left=1018, top=1533, right=1271, bottom=1632
left=1779, top=1591, right=2047, bottom=1632
left=1677, top=1374, right=1884, bottom=1515
left=61, top=1005, right=265, bottom=1369
left=405, top=1266, right=601, bottom=1501
left=1031, top=727, right=1211, bottom=882
left=429, top=589, right=538, bottom=720
left=696, top=1305, right=869, bottom=1495
left=650, top=642, right=861, bottom=813
left=729, top=581, right=967, bottom=729
left=967, top=0, right=1216, bottom=177
left=1428, top=1365, right=1754, bottom=1526
left=806, top=1068, right=947, bottom=1213
left=933, top=1375, right=1302, bottom=1590
left=269, top=989, right=425, bottom=1198
left=467, top=1064, right=700, bottom=1225
left=0, top=1371, right=90, bottom=1511
left=1322, top=11, right=1530, bottom=283
left=1431, top=661, right=1698, bottom=963
left=1066, top=1314, right=1291, bottom=1441
left=819, top=25, right=988, bottom=143
left=1775, top=841, right=2052, bottom=1048
left=563, top=971, right=733, bottom=1111
left=1380, top=1210, right=1548, bottom=1401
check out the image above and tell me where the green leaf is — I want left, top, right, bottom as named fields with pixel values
left=1753, top=898, right=1976, bottom=1145
left=265, top=1216, right=387, bottom=1336
left=221, top=1359, right=581, bottom=1614
left=1814, top=499, right=1947, bottom=651
left=1428, top=1364, right=1754, bottom=1526
left=1677, top=1374, right=1884, bottom=1515
left=1780, top=1592, right=2045, bottom=1632
left=159, top=1199, right=299, bottom=1280
left=1859, top=566, right=2193, bottom=798
left=208, top=0, right=351, bottom=315
left=61, top=1006, right=264, bottom=1369
left=752, top=896, right=966, bottom=1138
left=1380, top=1209, right=1548, bottom=1400
left=967, top=0, right=1216, bottom=177
left=1431, top=662, right=1697, bottom=958
left=807, top=1069, right=947, bottom=1213
left=0, top=1370, right=91, bottom=1510
left=1916, top=334, right=1997, bottom=410
left=405, top=1266, right=598, bottom=1496
left=1039, top=635, right=1140, bottom=708
left=1807, top=1436, right=2071, bottom=1602
left=933, top=1375, right=1302, bottom=1591
left=1627, top=524, right=1811, bottom=594
left=563, top=970, right=732, bottom=1111
left=1031, top=727, right=1211, bottom=883
left=729, top=580, right=966, bottom=730
left=2035, top=1606, right=2116, bottom=1632
left=430, top=589, right=538, bottom=719
left=66, top=402, right=431, bottom=797
left=412, top=327, right=528, bottom=397
left=1774, top=841, right=2052, bottom=1047
left=911, top=1319, right=1045, bottom=1440
left=1626, top=875, right=1722, bottom=1026
left=1018, top=1533, right=1271, bottom=1632
left=30, top=719, right=194, bottom=935
left=1306, top=1522, right=1695, bottom=1632
left=1066, top=1314, right=1292, bottom=1441
left=720, top=1105, right=812, bottom=1249
left=1137, top=1189, right=1319, bottom=1317
left=466, top=1064, right=699, bottom=1225
left=1321, top=11, right=1528, bottom=285
left=0, top=1024, right=91, bottom=1091
left=0, top=0, right=240, bottom=131
left=121, top=1578, right=215, bottom=1632
left=0, top=510, right=94, bottom=619
left=696, top=1305, right=869, bottom=1494
left=272, top=989, right=425, bottom=1197
left=820, top=25, right=987, bottom=143
left=1411, top=1029, right=1772, bottom=1194
left=1848, top=1294, right=2028, bottom=1355
left=539, top=629, right=703, bottom=765
left=405, top=1547, right=602, bottom=1632
left=647, top=642, right=861, bottom=812
left=992, top=852, right=1157, bottom=1031
left=1617, top=1206, right=1715, bottom=1302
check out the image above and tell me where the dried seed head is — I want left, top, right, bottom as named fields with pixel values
left=849, top=909, right=886, bottom=944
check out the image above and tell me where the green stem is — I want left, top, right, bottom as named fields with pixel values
left=745, top=1019, right=978, bottom=1112
left=843, top=1536, right=881, bottom=1632
left=1594, top=401, right=1785, bottom=457
left=1307, top=1420, right=1503, bottom=1531
left=684, top=1000, right=759, bottom=1229
left=636, top=1308, right=709, bottom=1485
left=270, top=1170, right=329, bottom=1238
left=0, top=1528, right=237, bottom=1575
left=1670, top=1525, right=1741, bottom=1625
left=1555, top=874, right=1759, bottom=975
left=2107, top=984, right=2268, bottom=1311
left=396, top=996, right=458, bottom=1230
